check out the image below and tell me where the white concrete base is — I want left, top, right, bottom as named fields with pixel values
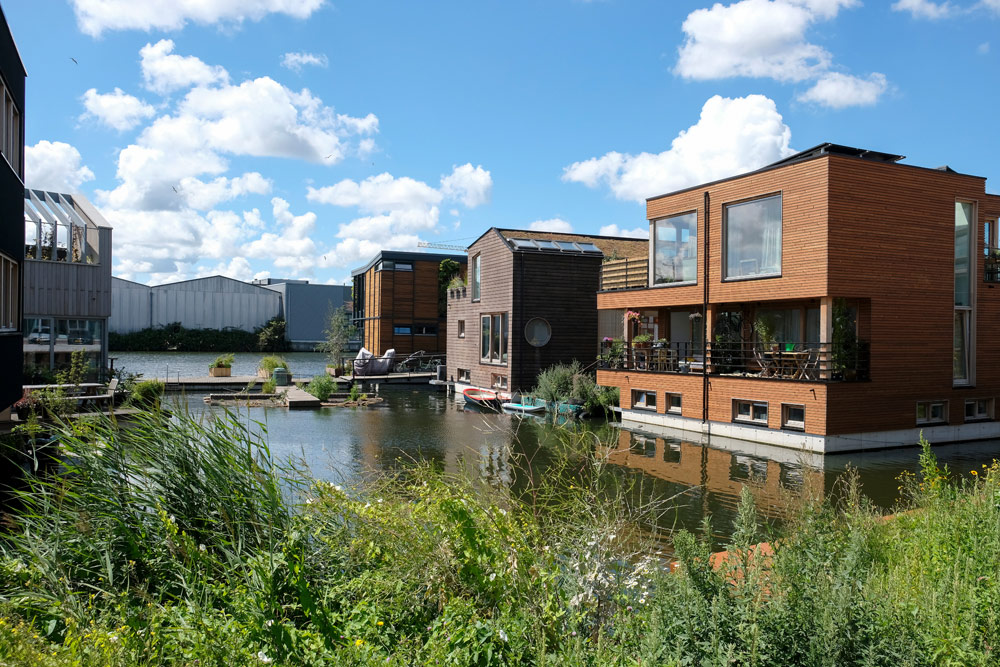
left=619, top=409, right=1000, bottom=454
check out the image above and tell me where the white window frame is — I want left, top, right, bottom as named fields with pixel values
left=722, top=193, right=782, bottom=281
left=480, top=312, right=508, bottom=365
left=666, top=392, right=682, bottom=414
left=916, top=400, right=948, bottom=425
left=955, top=200, right=977, bottom=386
left=457, top=320, right=465, bottom=338
left=471, top=254, right=481, bottom=302
left=458, top=368, right=470, bottom=383
left=733, top=399, right=768, bottom=425
left=781, top=403, right=805, bottom=431
left=651, top=210, right=698, bottom=287
left=965, top=398, right=993, bottom=422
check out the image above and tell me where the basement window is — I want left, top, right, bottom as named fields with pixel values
left=666, top=392, right=682, bottom=414
left=458, top=368, right=470, bottom=383
left=733, top=399, right=768, bottom=425
left=781, top=404, right=805, bottom=431
left=916, top=401, right=947, bottom=425
left=965, top=399, right=993, bottom=422
left=632, top=389, right=656, bottom=411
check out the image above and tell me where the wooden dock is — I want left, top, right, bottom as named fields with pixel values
left=163, top=372, right=436, bottom=392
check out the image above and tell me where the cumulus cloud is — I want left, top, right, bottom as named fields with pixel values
left=26, top=140, right=96, bottom=193
left=599, top=224, right=649, bottom=239
left=563, top=94, right=793, bottom=203
left=891, top=0, right=955, bottom=19
left=241, top=198, right=319, bottom=272
left=440, top=164, right=492, bottom=207
left=675, top=0, right=886, bottom=108
left=177, top=172, right=272, bottom=210
left=80, top=88, right=156, bottom=131
left=140, top=40, right=229, bottom=95
left=307, top=172, right=442, bottom=213
left=281, top=52, right=329, bottom=71
left=528, top=219, right=573, bottom=233
left=797, top=72, right=889, bottom=108
left=71, top=0, right=325, bottom=37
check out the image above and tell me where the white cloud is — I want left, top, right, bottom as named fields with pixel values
left=281, top=52, right=329, bottom=72
left=178, top=172, right=272, bottom=210
left=528, top=219, right=573, bottom=233
left=72, top=0, right=325, bottom=37
left=197, top=257, right=255, bottom=282
left=241, top=198, right=319, bottom=273
left=440, top=163, right=492, bottom=207
left=307, top=172, right=441, bottom=213
left=599, top=224, right=649, bottom=239
left=675, top=0, right=886, bottom=109
left=26, top=140, right=96, bottom=193
left=986, top=0, right=1000, bottom=13
left=80, top=88, right=156, bottom=131
left=797, top=72, right=889, bottom=108
left=140, top=40, right=229, bottom=95
left=563, top=94, right=793, bottom=203
left=891, top=0, right=955, bottom=19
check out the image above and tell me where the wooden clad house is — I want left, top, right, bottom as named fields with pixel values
left=446, top=228, right=646, bottom=394
left=351, top=251, right=466, bottom=357
left=0, top=6, right=24, bottom=418
left=597, top=143, right=1000, bottom=453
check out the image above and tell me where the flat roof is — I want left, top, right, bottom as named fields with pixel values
left=646, top=141, right=985, bottom=203
left=350, top=250, right=468, bottom=276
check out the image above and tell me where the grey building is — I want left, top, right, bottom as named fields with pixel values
left=22, top=191, right=112, bottom=382
left=254, top=279, right=351, bottom=351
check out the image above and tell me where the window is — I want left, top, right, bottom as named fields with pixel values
left=395, top=262, right=413, bottom=271
left=491, top=373, right=508, bottom=390
left=524, top=317, right=551, bottom=347
left=632, top=389, right=656, bottom=410
left=480, top=313, right=508, bottom=363
left=955, top=202, right=975, bottom=384
left=916, top=401, right=948, bottom=425
left=782, top=404, right=805, bottom=430
left=458, top=368, right=471, bottom=382
left=378, top=260, right=394, bottom=271
left=653, top=211, right=698, bottom=285
left=414, top=324, right=437, bottom=336
left=393, top=325, right=412, bottom=335
left=0, top=253, right=17, bottom=331
left=733, top=399, right=768, bottom=425
left=0, top=83, right=21, bottom=178
left=458, top=320, right=465, bottom=338
left=723, top=194, right=782, bottom=280
left=471, top=254, right=481, bottom=301
left=965, top=399, right=993, bottom=421
left=666, top=393, right=682, bottom=414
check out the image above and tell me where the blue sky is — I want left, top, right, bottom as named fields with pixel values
left=5, top=0, right=999, bottom=285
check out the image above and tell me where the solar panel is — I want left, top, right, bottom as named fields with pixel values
left=510, top=238, right=536, bottom=249
left=552, top=241, right=576, bottom=251
left=576, top=242, right=601, bottom=253
left=533, top=239, right=558, bottom=250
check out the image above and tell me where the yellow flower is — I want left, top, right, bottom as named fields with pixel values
left=355, top=639, right=364, bottom=646
left=377, top=621, right=384, bottom=626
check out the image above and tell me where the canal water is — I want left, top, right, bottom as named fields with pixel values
left=117, top=352, right=1000, bottom=547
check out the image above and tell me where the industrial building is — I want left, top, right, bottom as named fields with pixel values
left=22, top=190, right=111, bottom=382
left=0, top=5, right=23, bottom=418
left=110, top=276, right=351, bottom=350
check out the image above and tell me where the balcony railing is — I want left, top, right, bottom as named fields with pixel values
left=597, top=340, right=870, bottom=382
left=986, top=247, right=1000, bottom=283
left=600, top=257, right=648, bottom=291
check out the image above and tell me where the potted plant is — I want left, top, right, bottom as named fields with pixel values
left=258, top=355, right=290, bottom=379
left=632, top=333, right=652, bottom=348
left=652, top=338, right=667, bottom=350
left=209, top=353, right=234, bottom=377
left=12, top=390, right=39, bottom=420
left=753, top=317, right=777, bottom=351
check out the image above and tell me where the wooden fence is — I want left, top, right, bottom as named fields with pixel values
left=600, top=257, right=648, bottom=291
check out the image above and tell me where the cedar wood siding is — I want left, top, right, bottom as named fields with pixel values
left=825, top=156, right=1000, bottom=434
left=447, top=230, right=513, bottom=390
left=510, top=250, right=602, bottom=391
left=359, top=258, right=453, bottom=356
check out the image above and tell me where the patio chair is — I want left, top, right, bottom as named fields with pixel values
left=395, top=350, right=426, bottom=372
left=800, top=347, right=820, bottom=380
left=753, top=347, right=775, bottom=377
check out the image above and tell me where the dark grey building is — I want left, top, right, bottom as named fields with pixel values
left=0, top=9, right=24, bottom=415
left=255, top=279, right=351, bottom=351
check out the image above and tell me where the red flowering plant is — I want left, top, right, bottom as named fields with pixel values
left=625, top=310, right=641, bottom=324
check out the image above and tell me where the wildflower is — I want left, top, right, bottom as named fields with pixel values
left=355, top=639, right=364, bottom=647
left=256, top=650, right=273, bottom=664
left=498, top=628, right=508, bottom=642
left=571, top=631, right=577, bottom=637
left=306, top=498, right=314, bottom=505
left=264, top=620, right=274, bottom=628
left=377, top=621, right=384, bottom=626
left=198, top=544, right=206, bottom=552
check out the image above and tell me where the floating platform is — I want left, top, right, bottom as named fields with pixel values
left=163, top=372, right=436, bottom=392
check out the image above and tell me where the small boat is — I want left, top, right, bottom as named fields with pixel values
left=463, top=387, right=501, bottom=409
left=501, top=402, right=546, bottom=415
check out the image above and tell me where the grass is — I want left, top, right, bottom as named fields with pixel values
left=0, top=415, right=997, bottom=665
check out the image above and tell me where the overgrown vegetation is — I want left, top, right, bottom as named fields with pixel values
left=258, top=356, right=289, bottom=376
left=0, top=420, right=998, bottom=665
left=110, top=318, right=290, bottom=353
left=533, top=361, right=618, bottom=415
left=127, top=379, right=164, bottom=409
left=317, top=306, right=356, bottom=369
left=209, top=353, right=234, bottom=369
left=304, top=375, right=338, bottom=401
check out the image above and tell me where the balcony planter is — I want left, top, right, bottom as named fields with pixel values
left=209, top=367, right=231, bottom=377
left=326, top=365, right=343, bottom=377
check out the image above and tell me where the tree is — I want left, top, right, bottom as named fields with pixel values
left=318, top=305, right=356, bottom=368
left=438, top=258, right=462, bottom=317
left=257, top=318, right=289, bottom=352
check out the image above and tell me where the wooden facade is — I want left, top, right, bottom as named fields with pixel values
left=596, top=144, right=1000, bottom=452
left=0, top=8, right=24, bottom=415
left=351, top=251, right=466, bottom=357
left=447, top=229, right=646, bottom=393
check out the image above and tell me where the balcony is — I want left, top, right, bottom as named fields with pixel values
left=600, top=257, right=647, bottom=291
left=597, top=340, right=870, bottom=382
left=986, top=247, right=1000, bottom=283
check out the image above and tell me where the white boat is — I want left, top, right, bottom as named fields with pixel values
left=501, top=401, right=545, bottom=414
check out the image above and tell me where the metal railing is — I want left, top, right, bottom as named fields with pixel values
left=600, top=257, right=648, bottom=291
left=337, top=351, right=445, bottom=377
left=986, top=247, right=1000, bottom=283
left=597, top=340, right=870, bottom=382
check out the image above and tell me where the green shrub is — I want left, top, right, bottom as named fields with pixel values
left=261, top=377, right=276, bottom=394
left=257, top=356, right=289, bottom=375
left=304, top=375, right=337, bottom=401
left=209, top=353, right=235, bottom=369
left=534, top=361, right=583, bottom=403
left=109, top=321, right=259, bottom=352
left=348, top=383, right=360, bottom=402
left=129, top=379, right=164, bottom=408
left=257, top=317, right=288, bottom=352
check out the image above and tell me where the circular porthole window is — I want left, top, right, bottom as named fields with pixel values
left=524, top=317, right=551, bottom=347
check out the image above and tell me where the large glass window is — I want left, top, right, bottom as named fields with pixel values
left=0, top=252, right=17, bottom=331
left=472, top=254, right=481, bottom=301
left=955, top=201, right=974, bottom=384
left=653, top=212, right=697, bottom=284
left=724, top=195, right=782, bottom=279
left=480, top=313, right=507, bottom=363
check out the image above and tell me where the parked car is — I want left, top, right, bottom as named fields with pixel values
left=68, top=328, right=92, bottom=345
left=27, top=326, right=50, bottom=344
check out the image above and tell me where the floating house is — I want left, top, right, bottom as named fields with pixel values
left=22, top=191, right=112, bottom=382
left=351, top=250, right=466, bottom=357
left=446, top=229, right=646, bottom=394
left=596, top=143, right=1000, bottom=453
left=0, top=5, right=23, bottom=418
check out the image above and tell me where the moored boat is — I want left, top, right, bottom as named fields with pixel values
left=463, top=387, right=501, bottom=409
left=501, top=401, right=546, bottom=414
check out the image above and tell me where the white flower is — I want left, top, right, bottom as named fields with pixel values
left=488, top=572, right=496, bottom=581
left=198, top=544, right=206, bottom=552
left=264, top=619, right=274, bottom=628
left=498, top=629, right=508, bottom=642
left=334, top=485, right=343, bottom=492
left=257, top=650, right=273, bottom=664
left=306, top=498, right=314, bottom=505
